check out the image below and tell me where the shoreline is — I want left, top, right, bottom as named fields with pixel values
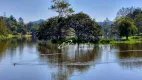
left=0, top=34, right=32, bottom=40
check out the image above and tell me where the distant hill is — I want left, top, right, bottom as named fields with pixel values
left=32, top=19, right=45, bottom=24
left=97, top=21, right=113, bottom=25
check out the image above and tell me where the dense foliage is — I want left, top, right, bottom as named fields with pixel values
left=116, top=17, right=137, bottom=39
left=116, top=7, right=142, bottom=35
left=37, top=0, right=101, bottom=43
left=37, top=12, right=101, bottom=43
left=67, top=12, right=101, bottom=42
left=0, top=18, right=9, bottom=36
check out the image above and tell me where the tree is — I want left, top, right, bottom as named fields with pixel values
left=116, top=17, right=137, bottom=40
left=117, top=7, right=135, bottom=17
left=0, top=18, right=8, bottom=36
left=9, top=15, right=16, bottom=22
left=37, top=12, right=101, bottom=43
left=128, top=8, right=142, bottom=19
left=117, top=7, right=142, bottom=19
left=19, top=17, right=24, bottom=24
left=134, top=13, right=142, bottom=35
left=37, top=17, right=68, bottom=41
left=50, top=0, right=74, bottom=17
left=67, top=12, right=101, bottom=42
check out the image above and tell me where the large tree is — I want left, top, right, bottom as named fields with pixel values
left=67, top=12, right=101, bottom=42
left=50, top=0, right=74, bottom=17
left=18, top=17, right=24, bottom=24
left=37, top=12, right=101, bottom=42
left=37, top=17, right=68, bottom=41
left=116, top=17, right=137, bottom=40
left=128, top=8, right=142, bottom=19
left=134, top=14, right=142, bottom=35
left=117, top=7, right=135, bottom=17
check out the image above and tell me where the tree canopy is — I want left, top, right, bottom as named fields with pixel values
left=37, top=12, right=101, bottom=43
left=116, top=17, right=137, bottom=39
left=50, top=0, right=74, bottom=17
left=116, top=7, right=142, bottom=36
left=0, top=18, right=8, bottom=36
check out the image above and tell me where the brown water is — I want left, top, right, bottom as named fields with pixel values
left=0, top=38, right=142, bottom=80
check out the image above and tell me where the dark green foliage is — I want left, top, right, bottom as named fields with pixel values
left=67, top=12, right=102, bottom=42
left=134, top=13, right=142, bottom=34
left=37, top=12, right=101, bottom=43
left=37, top=17, right=68, bottom=41
left=99, top=39, right=114, bottom=44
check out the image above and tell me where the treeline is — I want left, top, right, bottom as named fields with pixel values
left=95, top=7, right=142, bottom=40
left=38, top=0, right=142, bottom=43
left=0, top=15, right=39, bottom=37
left=1, top=0, right=142, bottom=42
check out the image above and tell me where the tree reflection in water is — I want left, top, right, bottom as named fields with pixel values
left=0, top=40, right=9, bottom=61
left=38, top=43, right=99, bottom=80
left=115, top=43, right=142, bottom=70
left=0, top=37, right=37, bottom=62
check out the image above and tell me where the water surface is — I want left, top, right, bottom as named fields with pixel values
left=0, top=38, right=142, bottom=80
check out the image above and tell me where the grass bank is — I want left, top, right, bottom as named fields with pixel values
left=0, top=34, right=13, bottom=40
left=0, top=34, right=32, bottom=40
left=99, top=36, right=142, bottom=44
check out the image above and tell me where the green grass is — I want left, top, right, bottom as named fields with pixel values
left=99, top=36, right=142, bottom=44
left=0, top=35, right=11, bottom=40
left=98, top=33, right=142, bottom=44
left=0, top=34, right=32, bottom=40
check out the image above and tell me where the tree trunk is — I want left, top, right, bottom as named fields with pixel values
left=126, top=36, right=128, bottom=40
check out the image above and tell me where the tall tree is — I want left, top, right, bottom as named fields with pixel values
left=18, top=17, right=24, bottom=24
left=50, top=0, right=74, bottom=17
left=116, top=17, right=137, bottom=40
left=134, top=13, right=142, bottom=35
left=117, top=7, right=142, bottom=19
left=37, top=17, right=67, bottom=41
left=67, top=12, right=101, bottom=42
left=117, top=7, right=135, bottom=17
left=128, top=8, right=142, bottom=19
left=9, top=15, right=16, bottom=22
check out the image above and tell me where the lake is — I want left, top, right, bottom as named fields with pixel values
left=0, top=38, right=142, bottom=80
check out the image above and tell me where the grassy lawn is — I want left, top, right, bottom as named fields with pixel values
left=100, top=36, right=142, bottom=44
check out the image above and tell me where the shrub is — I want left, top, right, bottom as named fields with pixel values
left=99, top=39, right=114, bottom=44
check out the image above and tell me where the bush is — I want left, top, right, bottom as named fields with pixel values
left=99, top=39, right=114, bottom=44
left=132, top=36, right=140, bottom=39
left=12, top=31, right=18, bottom=35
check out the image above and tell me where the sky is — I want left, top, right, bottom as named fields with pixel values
left=0, top=0, right=142, bottom=23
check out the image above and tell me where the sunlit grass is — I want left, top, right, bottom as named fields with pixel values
left=99, top=36, right=142, bottom=44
